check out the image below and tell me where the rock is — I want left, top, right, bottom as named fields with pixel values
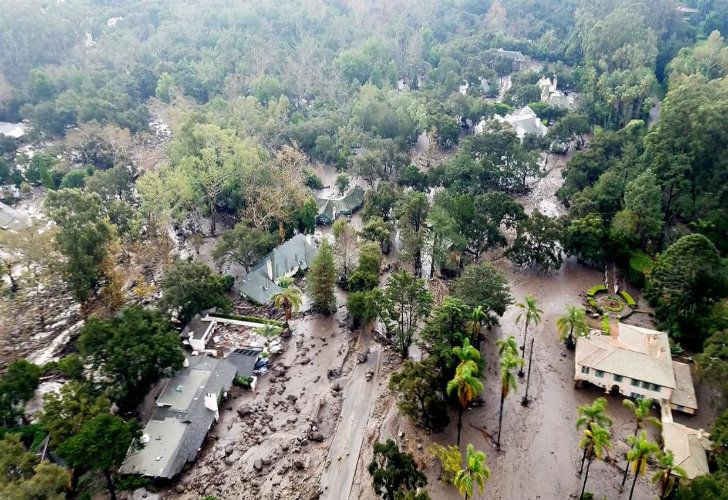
left=286, top=394, right=298, bottom=403
left=254, top=459, right=263, bottom=471
left=309, top=431, right=325, bottom=442
left=365, top=370, right=374, bottom=381
left=299, top=357, right=311, bottom=365
left=293, top=459, right=305, bottom=470
left=237, top=405, right=253, bottom=418
left=357, top=352, right=368, bottom=364
left=262, top=457, right=272, bottom=466
left=331, top=382, right=342, bottom=392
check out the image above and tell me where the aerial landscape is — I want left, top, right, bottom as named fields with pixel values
left=1, top=0, right=728, bottom=499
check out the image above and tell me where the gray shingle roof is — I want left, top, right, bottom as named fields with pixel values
left=120, top=356, right=237, bottom=479
left=239, top=234, right=318, bottom=304
left=315, top=186, right=365, bottom=224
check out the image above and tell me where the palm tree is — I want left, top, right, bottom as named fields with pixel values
left=516, top=295, right=542, bottom=376
left=576, top=397, right=613, bottom=476
left=651, top=450, right=687, bottom=500
left=453, top=443, right=491, bottom=499
left=579, top=422, right=611, bottom=500
left=468, top=306, right=487, bottom=346
left=453, top=338, right=485, bottom=377
left=276, top=276, right=294, bottom=289
left=495, top=337, right=522, bottom=451
left=497, top=336, right=519, bottom=357
left=447, top=360, right=483, bottom=446
left=557, top=305, right=589, bottom=349
left=272, top=285, right=303, bottom=326
left=626, top=431, right=659, bottom=500
left=621, top=398, right=661, bottom=490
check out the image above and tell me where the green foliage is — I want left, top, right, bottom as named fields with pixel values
left=430, top=444, right=461, bottom=483
left=212, top=223, right=277, bottom=272
left=233, top=376, right=254, bottom=389
left=697, top=330, right=728, bottom=403
left=39, top=381, right=111, bottom=446
left=564, top=214, right=606, bottom=266
left=451, top=263, right=512, bottom=326
left=44, top=189, right=114, bottom=301
left=379, top=270, right=433, bottom=358
left=155, top=72, right=174, bottom=103
left=78, top=305, right=184, bottom=411
left=389, top=359, right=449, bottom=432
left=646, top=234, right=727, bottom=344
left=368, top=439, right=428, bottom=500
left=619, top=291, right=637, bottom=308
left=347, top=289, right=382, bottom=328
left=161, top=260, right=232, bottom=323
left=587, top=285, right=607, bottom=297
left=628, top=252, right=653, bottom=287
left=0, top=434, right=69, bottom=500
left=308, top=238, right=336, bottom=314
left=674, top=473, right=728, bottom=500
left=335, top=174, right=350, bottom=195
left=508, top=210, right=564, bottom=270
left=58, top=414, right=141, bottom=499
left=303, top=168, right=324, bottom=189
left=0, top=360, right=41, bottom=427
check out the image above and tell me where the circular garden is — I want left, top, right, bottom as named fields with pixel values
left=585, top=284, right=638, bottom=318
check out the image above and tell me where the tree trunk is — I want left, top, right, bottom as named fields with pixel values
left=209, top=199, right=217, bottom=236
left=457, top=406, right=463, bottom=446
left=104, top=469, right=117, bottom=500
left=521, top=338, right=534, bottom=406
left=629, top=466, right=639, bottom=500
left=580, top=447, right=593, bottom=500
left=496, top=393, right=505, bottom=450
left=579, top=444, right=588, bottom=476
left=621, top=458, right=630, bottom=490
left=518, top=320, right=528, bottom=377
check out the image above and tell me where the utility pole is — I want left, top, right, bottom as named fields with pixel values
left=521, top=338, right=535, bottom=406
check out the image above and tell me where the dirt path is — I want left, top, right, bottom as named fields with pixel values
left=320, top=346, right=383, bottom=500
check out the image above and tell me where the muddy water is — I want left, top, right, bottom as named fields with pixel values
left=422, top=259, right=679, bottom=500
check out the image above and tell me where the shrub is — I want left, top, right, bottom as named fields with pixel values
left=303, top=168, right=323, bottom=189
left=221, top=274, right=235, bottom=291
left=628, top=252, right=653, bottom=287
left=587, top=297, right=602, bottom=312
left=619, top=290, right=637, bottom=308
left=233, top=376, right=253, bottom=389
left=587, top=284, right=607, bottom=297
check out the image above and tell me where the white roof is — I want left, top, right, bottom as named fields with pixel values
left=575, top=323, right=676, bottom=388
left=494, top=106, right=548, bottom=138
left=662, top=422, right=711, bottom=479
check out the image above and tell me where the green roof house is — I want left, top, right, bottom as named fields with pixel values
left=315, top=185, right=365, bottom=225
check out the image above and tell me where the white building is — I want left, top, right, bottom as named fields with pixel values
left=491, top=105, right=548, bottom=139
left=537, top=75, right=575, bottom=109
left=574, top=322, right=698, bottom=414
left=661, top=421, right=711, bottom=480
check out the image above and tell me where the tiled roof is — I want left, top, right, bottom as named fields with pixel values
left=671, top=361, right=698, bottom=410
left=662, top=422, right=711, bottom=480
left=575, top=323, right=676, bottom=388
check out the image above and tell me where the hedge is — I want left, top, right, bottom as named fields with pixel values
left=587, top=297, right=602, bottom=313
left=628, top=252, right=653, bottom=287
left=587, top=284, right=607, bottom=297
left=619, top=290, right=637, bottom=309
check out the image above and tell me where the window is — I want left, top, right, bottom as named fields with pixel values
left=651, top=384, right=660, bottom=392
left=641, top=381, right=651, bottom=389
left=631, top=379, right=640, bottom=387
left=595, top=370, right=605, bottom=378
left=581, top=366, right=590, bottom=375
left=676, top=405, right=684, bottom=411
left=614, top=375, right=623, bottom=383
left=630, top=392, right=641, bottom=399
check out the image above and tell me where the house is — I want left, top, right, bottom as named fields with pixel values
left=574, top=322, right=698, bottom=414
left=180, top=313, right=217, bottom=352
left=481, top=106, right=548, bottom=139
left=537, top=75, right=575, bottom=109
left=661, top=422, right=711, bottom=480
left=496, top=48, right=526, bottom=71
left=315, top=185, right=365, bottom=225
left=119, top=356, right=237, bottom=479
left=239, top=233, right=318, bottom=304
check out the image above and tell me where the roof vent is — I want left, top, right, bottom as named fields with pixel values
left=175, top=385, right=184, bottom=392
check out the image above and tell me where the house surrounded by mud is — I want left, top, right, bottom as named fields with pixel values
left=574, top=322, right=698, bottom=414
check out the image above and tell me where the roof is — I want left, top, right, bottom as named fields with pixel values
left=0, top=202, right=30, bottom=231
left=662, top=422, right=711, bottom=479
left=575, top=323, right=676, bottom=388
left=494, top=106, right=548, bottom=139
left=315, top=186, right=365, bottom=223
left=120, top=356, right=237, bottom=478
left=671, top=361, right=698, bottom=410
left=497, top=48, right=525, bottom=62
left=180, top=313, right=214, bottom=341
left=240, top=233, right=318, bottom=304
left=227, top=347, right=263, bottom=378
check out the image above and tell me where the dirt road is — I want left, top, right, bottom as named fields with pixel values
left=320, top=346, right=383, bottom=500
